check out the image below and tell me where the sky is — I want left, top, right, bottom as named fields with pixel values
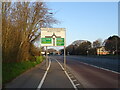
left=46, top=2, right=118, bottom=49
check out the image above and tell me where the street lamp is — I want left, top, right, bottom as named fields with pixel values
left=115, top=37, right=118, bottom=56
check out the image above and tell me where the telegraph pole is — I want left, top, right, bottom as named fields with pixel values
left=115, top=37, right=118, bottom=57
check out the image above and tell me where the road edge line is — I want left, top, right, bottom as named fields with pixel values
left=55, top=59, right=78, bottom=90
left=69, top=56, right=120, bottom=74
left=37, top=59, right=51, bottom=89
left=80, top=62, right=120, bottom=74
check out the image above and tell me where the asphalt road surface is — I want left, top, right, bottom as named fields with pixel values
left=5, top=60, right=46, bottom=89
left=4, top=58, right=78, bottom=89
left=41, top=59, right=74, bottom=88
left=51, top=55, right=120, bottom=88
left=67, top=56, right=119, bottom=72
left=4, top=55, right=120, bottom=89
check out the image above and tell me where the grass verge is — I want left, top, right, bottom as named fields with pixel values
left=2, top=56, right=45, bottom=84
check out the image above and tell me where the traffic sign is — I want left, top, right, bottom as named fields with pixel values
left=40, top=28, right=66, bottom=71
left=56, top=38, right=64, bottom=46
left=41, top=38, right=52, bottom=44
left=41, top=28, right=66, bottom=46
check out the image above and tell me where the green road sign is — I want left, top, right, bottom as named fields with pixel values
left=56, top=38, right=64, bottom=46
left=41, top=38, right=52, bottom=44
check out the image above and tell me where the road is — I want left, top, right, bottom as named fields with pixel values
left=67, top=55, right=119, bottom=73
left=4, top=58, right=79, bottom=89
left=4, top=55, right=120, bottom=89
left=51, top=55, right=120, bottom=88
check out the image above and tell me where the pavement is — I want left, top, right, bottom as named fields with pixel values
left=5, top=60, right=46, bottom=89
left=41, top=59, right=74, bottom=88
left=4, top=58, right=78, bottom=89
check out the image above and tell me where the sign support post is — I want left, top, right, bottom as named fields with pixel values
left=46, top=46, right=48, bottom=69
left=64, top=46, right=66, bottom=71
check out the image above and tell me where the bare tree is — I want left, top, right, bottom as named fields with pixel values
left=2, top=2, right=58, bottom=62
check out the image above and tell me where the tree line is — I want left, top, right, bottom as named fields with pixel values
left=2, top=2, right=57, bottom=62
left=60, top=35, right=120, bottom=56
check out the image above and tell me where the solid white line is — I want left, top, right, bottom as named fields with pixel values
left=80, top=62, right=120, bottom=74
left=56, top=60, right=65, bottom=70
left=37, top=59, right=51, bottom=89
left=55, top=59, right=78, bottom=90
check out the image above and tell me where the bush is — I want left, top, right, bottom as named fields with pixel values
left=2, top=56, right=44, bottom=84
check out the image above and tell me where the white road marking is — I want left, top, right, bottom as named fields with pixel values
left=80, top=62, right=120, bottom=74
left=67, top=72, right=70, bottom=74
left=37, top=59, right=51, bottom=89
left=73, top=80, right=77, bottom=82
left=55, top=59, right=78, bottom=90
left=64, top=71, right=78, bottom=90
left=70, top=76, right=74, bottom=78
left=68, top=74, right=72, bottom=76
left=75, top=84, right=80, bottom=86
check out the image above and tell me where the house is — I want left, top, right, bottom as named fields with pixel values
left=97, top=46, right=109, bottom=55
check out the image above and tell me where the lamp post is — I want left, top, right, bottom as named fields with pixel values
left=115, top=37, right=118, bottom=56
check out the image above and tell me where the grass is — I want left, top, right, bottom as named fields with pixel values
left=2, top=56, right=45, bottom=84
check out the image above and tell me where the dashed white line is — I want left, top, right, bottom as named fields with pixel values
left=70, top=76, right=74, bottom=79
left=73, top=80, right=77, bottom=82
left=37, top=59, right=51, bottom=89
left=64, top=71, right=78, bottom=90
left=75, top=84, right=80, bottom=86
left=68, top=74, right=72, bottom=76
left=67, top=72, right=70, bottom=74
left=55, top=59, right=78, bottom=90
